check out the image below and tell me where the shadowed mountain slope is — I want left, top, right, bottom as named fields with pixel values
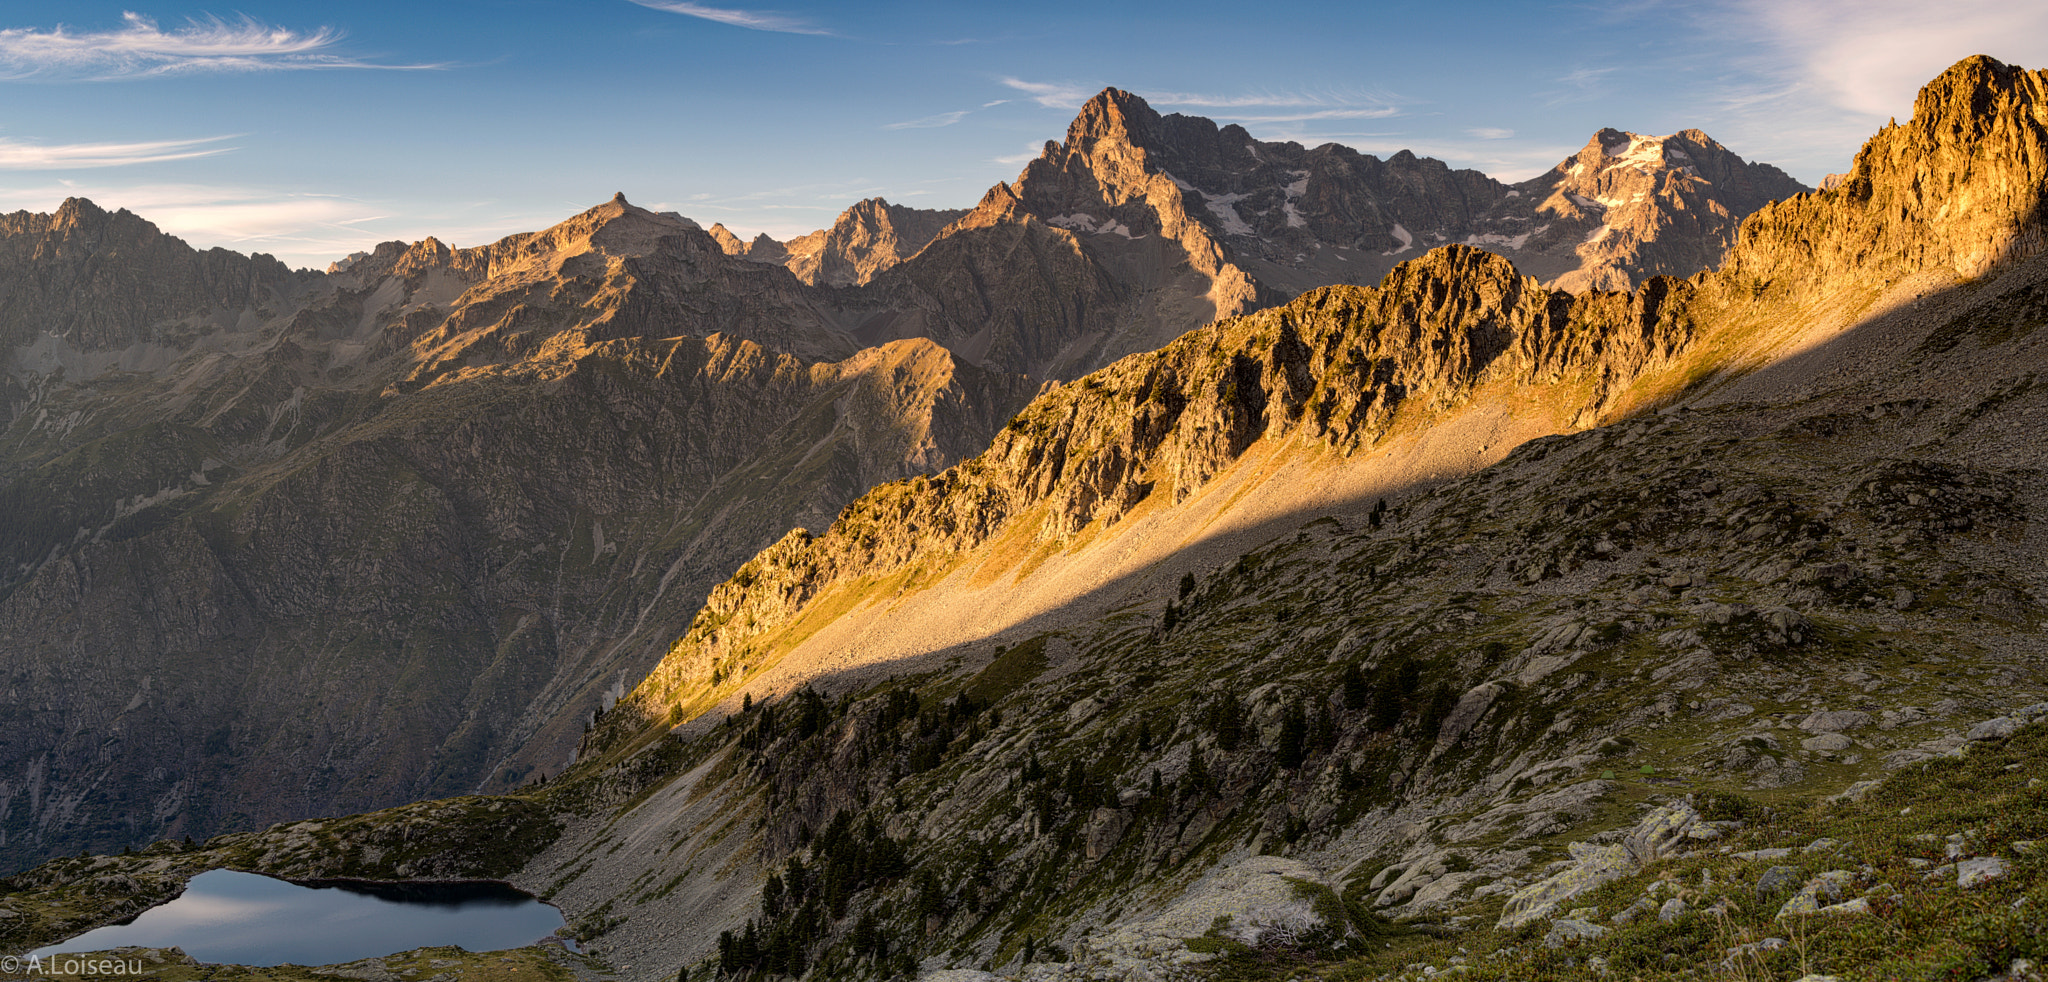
left=0, top=196, right=1038, bottom=869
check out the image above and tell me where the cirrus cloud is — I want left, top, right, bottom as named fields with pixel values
left=884, top=110, right=971, bottom=130
left=1728, top=0, right=2048, bottom=118
left=0, top=133, right=235, bottom=169
left=997, top=77, right=1096, bottom=108
left=626, top=0, right=832, bottom=36
left=0, top=12, right=438, bottom=80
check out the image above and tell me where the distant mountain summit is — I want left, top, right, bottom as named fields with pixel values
left=1512, top=128, right=1810, bottom=292
left=710, top=198, right=967, bottom=288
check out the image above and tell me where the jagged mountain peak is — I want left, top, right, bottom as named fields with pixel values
left=1064, top=87, right=1158, bottom=145
left=1910, top=53, right=2046, bottom=134
left=1724, top=54, right=2048, bottom=294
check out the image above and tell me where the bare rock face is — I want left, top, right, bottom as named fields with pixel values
left=781, top=198, right=965, bottom=288
left=1725, top=55, right=2048, bottom=293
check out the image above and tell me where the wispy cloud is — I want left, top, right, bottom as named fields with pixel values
left=1663, top=0, right=2048, bottom=180
left=1539, top=66, right=1620, bottom=107
left=0, top=12, right=436, bottom=80
left=1724, top=0, right=2048, bottom=117
left=626, top=0, right=831, bottom=36
left=1468, top=127, right=1515, bottom=140
left=0, top=180, right=563, bottom=269
left=884, top=110, right=971, bottom=130
left=992, top=142, right=1046, bottom=166
left=0, top=134, right=234, bottom=169
left=1214, top=107, right=1402, bottom=124
left=998, top=77, right=1096, bottom=108
left=1148, top=88, right=1400, bottom=110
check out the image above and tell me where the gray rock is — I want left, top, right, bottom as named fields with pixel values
left=1801, top=733, right=1854, bottom=752
left=1543, top=918, right=1608, bottom=948
left=1969, top=717, right=2021, bottom=741
left=1983, top=957, right=2046, bottom=982
left=1733, top=847, right=1794, bottom=860
left=1777, top=871, right=1855, bottom=917
left=1829, top=780, right=1883, bottom=803
left=1432, top=682, right=1505, bottom=755
left=1496, top=841, right=1635, bottom=929
left=1957, top=856, right=2009, bottom=888
left=1755, top=865, right=1804, bottom=899
left=1610, top=898, right=1655, bottom=924
left=1658, top=897, right=1688, bottom=923
left=1800, top=710, right=1871, bottom=733
left=1496, top=802, right=1698, bottom=930
left=1803, top=837, right=1844, bottom=853
left=1622, top=801, right=1701, bottom=865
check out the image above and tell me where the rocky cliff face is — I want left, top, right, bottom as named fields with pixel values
left=1723, top=55, right=2048, bottom=293
left=0, top=199, right=306, bottom=356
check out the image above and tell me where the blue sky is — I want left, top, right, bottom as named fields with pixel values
left=1, top=0, right=2043, bottom=270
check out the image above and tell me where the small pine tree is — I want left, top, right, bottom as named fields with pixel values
left=1277, top=702, right=1308, bottom=769
left=1022, top=935, right=1037, bottom=964
left=1178, top=571, right=1196, bottom=599
left=1340, top=662, right=1368, bottom=711
left=1213, top=696, right=1244, bottom=751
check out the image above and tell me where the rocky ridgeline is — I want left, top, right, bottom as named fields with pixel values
left=622, top=245, right=1697, bottom=715
left=998, top=88, right=1271, bottom=313
left=0, top=198, right=303, bottom=357
left=989, top=88, right=1805, bottom=307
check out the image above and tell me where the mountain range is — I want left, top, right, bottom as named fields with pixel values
left=0, top=87, right=1799, bottom=871
left=7, top=56, right=2043, bottom=982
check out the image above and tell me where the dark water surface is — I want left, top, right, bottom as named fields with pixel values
left=32, top=869, right=565, bottom=965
